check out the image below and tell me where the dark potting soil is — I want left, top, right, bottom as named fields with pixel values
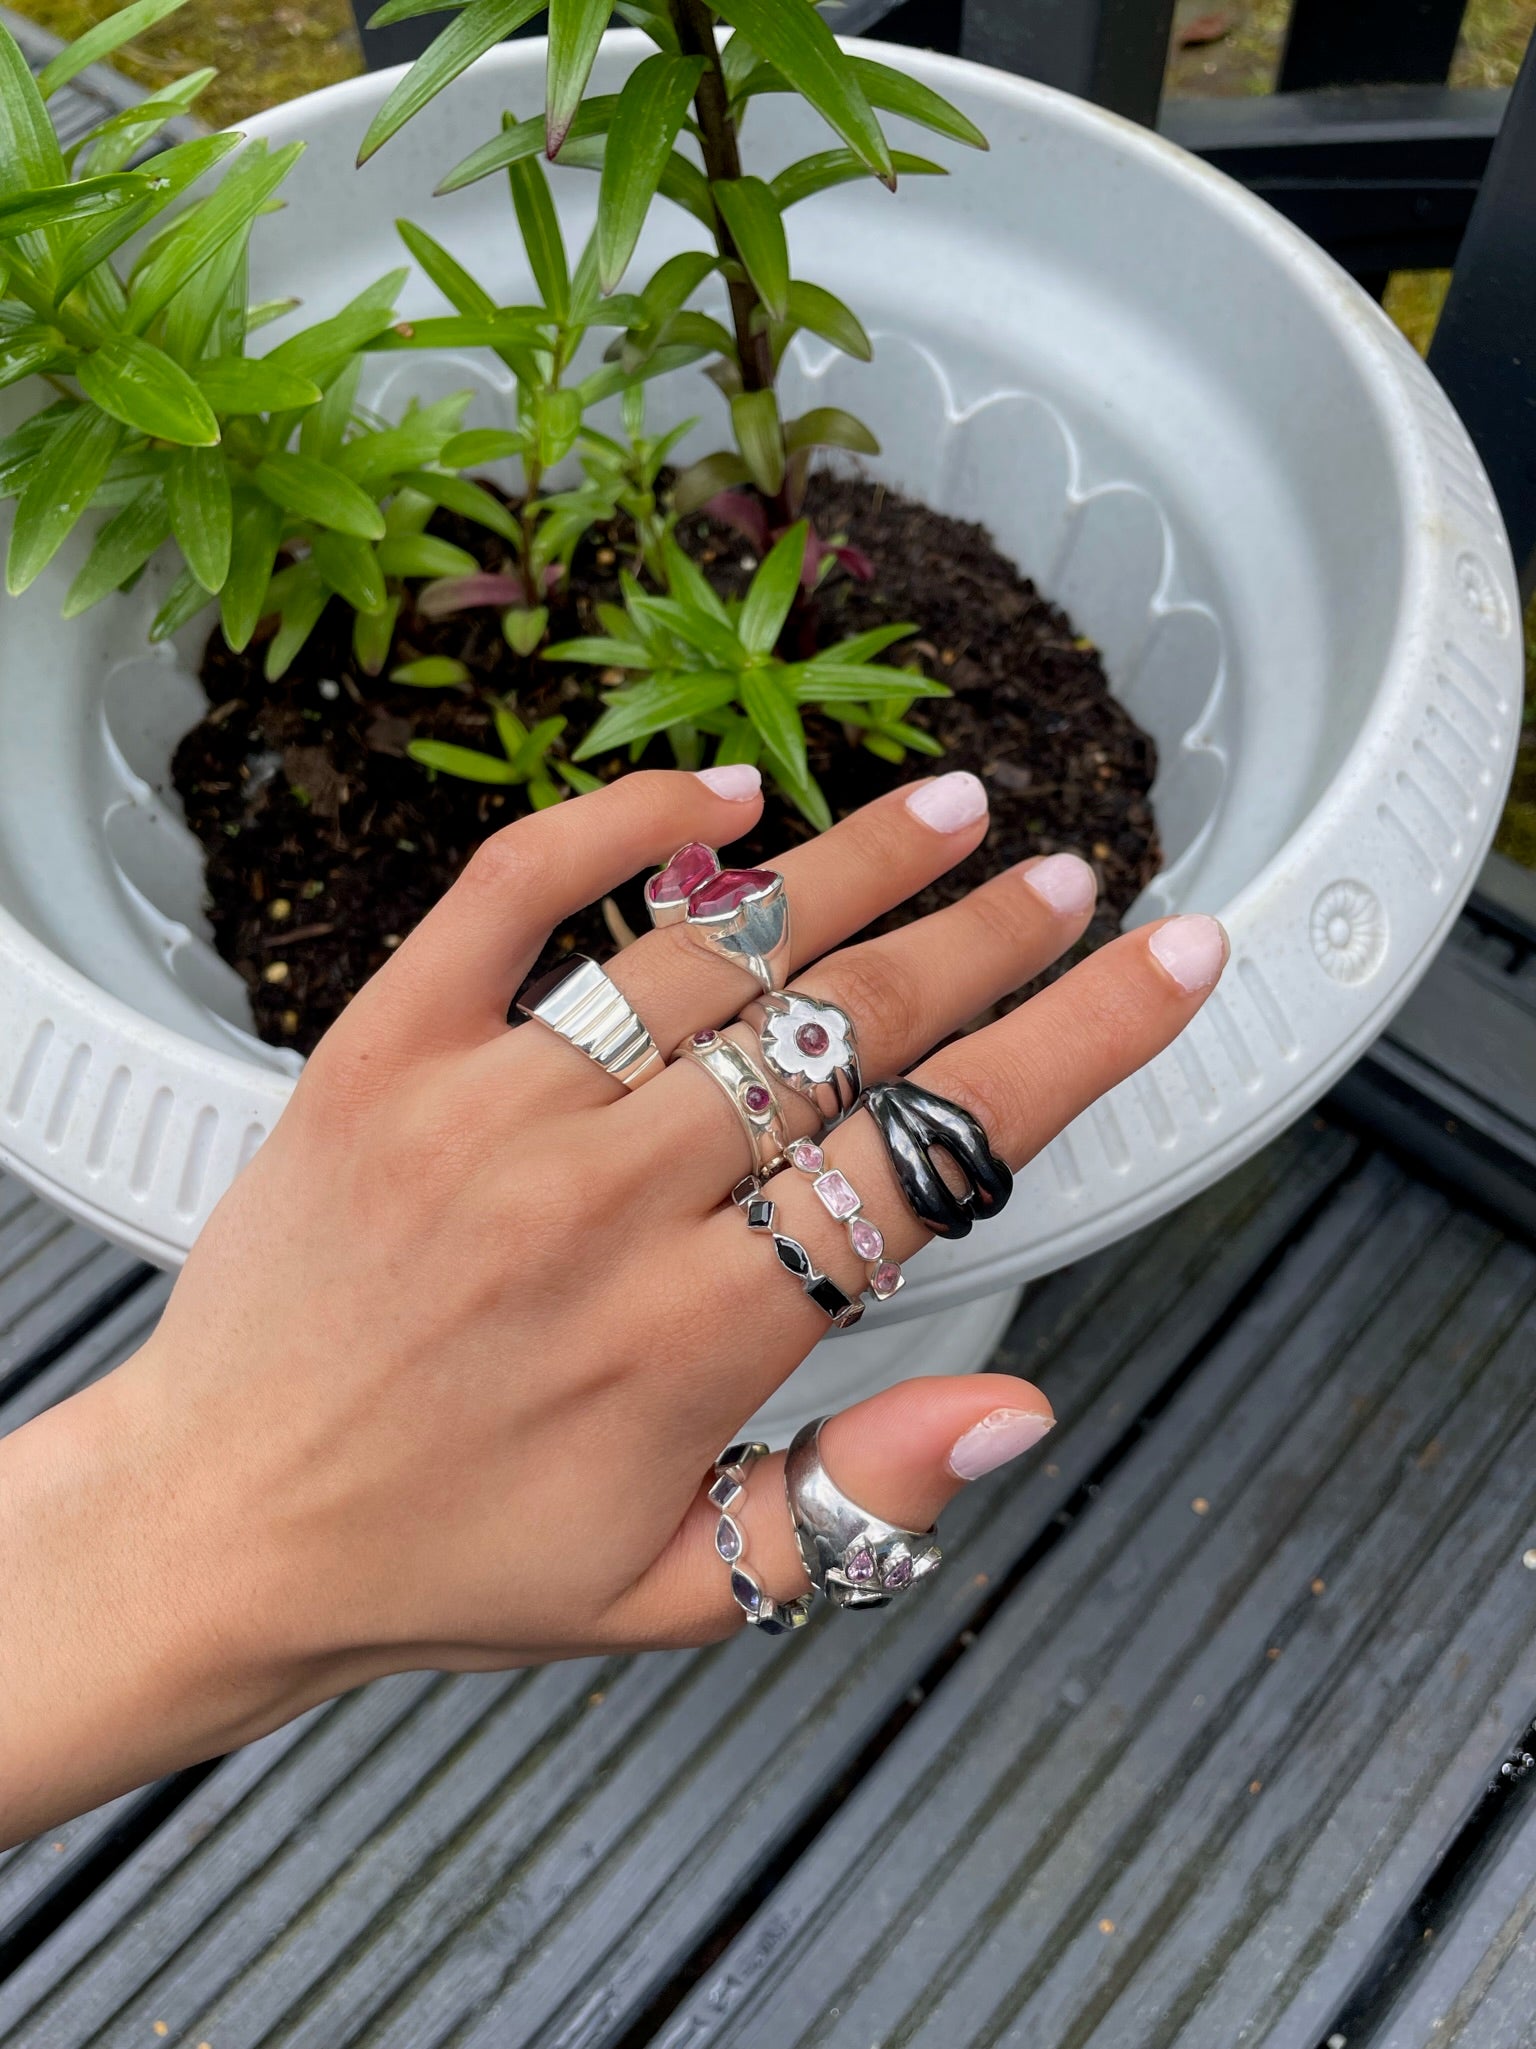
left=174, top=472, right=1160, bottom=1055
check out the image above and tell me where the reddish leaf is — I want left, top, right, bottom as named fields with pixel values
left=417, top=569, right=526, bottom=617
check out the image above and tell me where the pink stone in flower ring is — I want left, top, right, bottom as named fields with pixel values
left=646, top=841, right=719, bottom=909
left=850, top=1219, right=884, bottom=1263
left=788, top=1139, right=825, bottom=1174
left=871, top=1261, right=904, bottom=1300
left=794, top=1021, right=831, bottom=1058
left=814, top=1170, right=860, bottom=1221
left=742, top=1084, right=773, bottom=1116
left=688, top=867, right=778, bottom=918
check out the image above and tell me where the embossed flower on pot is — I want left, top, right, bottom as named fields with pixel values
left=763, top=995, right=852, bottom=1087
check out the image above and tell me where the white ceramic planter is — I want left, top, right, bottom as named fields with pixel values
left=0, top=37, right=1523, bottom=1439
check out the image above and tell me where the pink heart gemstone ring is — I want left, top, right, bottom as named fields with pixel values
left=644, top=841, right=721, bottom=928
left=741, top=989, right=861, bottom=1126
left=685, top=868, right=791, bottom=993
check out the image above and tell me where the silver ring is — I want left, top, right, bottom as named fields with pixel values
left=785, top=1417, right=941, bottom=1607
left=681, top=867, right=791, bottom=993
left=781, top=1138, right=904, bottom=1301
left=516, top=955, right=663, bottom=1088
left=711, top=1442, right=814, bottom=1635
left=742, top=990, right=860, bottom=1125
left=680, top=1027, right=788, bottom=1175
left=733, top=1178, right=864, bottom=1329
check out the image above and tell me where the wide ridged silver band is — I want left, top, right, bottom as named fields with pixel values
left=517, top=955, right=664, bottom=1089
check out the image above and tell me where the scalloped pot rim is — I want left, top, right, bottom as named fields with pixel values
left=0, top=36, right=1522, bottom=1335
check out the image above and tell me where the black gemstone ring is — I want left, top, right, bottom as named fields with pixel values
left=862, top=1080, right=1013, bottom=1240
left=734, top=1180, right=865, bottom=1329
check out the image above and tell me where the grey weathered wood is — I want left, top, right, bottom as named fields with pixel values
left=657, top=1168, right=1536, bottom=2048
left=0, top=3, right=204, bottom=151
left=0, top=1180, right=149, bottom=1405
left=0, top=1125, right=1354, bottom=2048
left=1377, top=1794, right=1536, bottom=2047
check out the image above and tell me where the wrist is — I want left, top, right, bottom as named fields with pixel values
left=0, top=1353, right=343, bottom=1844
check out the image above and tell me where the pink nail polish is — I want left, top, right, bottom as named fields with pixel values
left=1021, top=852, right=1097, bottom=918
left=694, top=764, right=762, bottom=800
left=948, top=1407, right=1056, bottom=1481
left=1148, top=914, right=1229, bottom=994
left=905, top=771, right=988, bottom=833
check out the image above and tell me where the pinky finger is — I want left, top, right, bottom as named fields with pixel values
left=611, top=1374, right=1057, bottom=1646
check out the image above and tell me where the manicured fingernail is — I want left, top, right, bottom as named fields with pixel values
left=694, top=764, right=761, bottom=799
left=905, top=771, right=988, bottom=833
left=948, top=1407, right=1056, bottom=1481
left=1148, top=914, right=1229, bottom=994
left=1021, top=851, right=1097, bottom=918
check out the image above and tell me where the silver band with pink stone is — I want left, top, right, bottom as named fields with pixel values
left=680, top=1027, right=788, bottom=1176
left=741, top=989, right=861, bottom=1126
left=780, top=1136, right=905, bottom=1302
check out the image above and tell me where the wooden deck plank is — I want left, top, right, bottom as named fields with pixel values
left=656, top=1170, right=1536, bottom=2049
left=0, top=1180, right=149, bottom=1405
left=0, top=1124, right=1355, bottom=2048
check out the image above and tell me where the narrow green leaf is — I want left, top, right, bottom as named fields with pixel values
left=367, top=0, right=468, bottom=24
left=409, top=738, right=519, bottom=782
left=37, top=0, right=192, bottom=98
left=506, top=135, right=568, bottom=321
left=711, top=175, right=789, bottom=321
left=167, top=445, right=232, bottom=591
left=265, top=564, right=329, bottom=679
left=783, top=659, right=943, bottom=702
left=394, top=217, right=495, bottom=316
left=254, top=450, right=386, bottom=539
left=154, top=213, right=250, bottom=367
left=0, top=173, right=150, bottom=240
left=392, top=655, right=470, bottom=685
left=61, top=481, right=171, bottom=617
left=730, top=387, right=785, bottom=497
left=265, top=270, right=408, bottom=386
left=771, top=147, right=943, bottom=212
left=613, top=3, right=677, bottom=49
left=502, top=604, right=548, bottom=656
left=0, top=323, right=63, bottom=390
left=542, top=633, right=649, bottom=667
left=76, top=337, right=221, bottom=447
left=639, top=248, right=716, bottom=327
left=299, top=354, right=361, bottom=463
left=0, top=399, right=72, bottom=497
left=353, top=592, right=400, bottom=674
left=149, top=564, right=211, bottom=642
left=55, top=136, right=243, bottom=303
left=660, top=531, right=733, bottom=628
left=816, top=623, right=918, bottom=665
left=654, top=308, right=735, bottom=358
left=440, top=427, right=523, bottom=466
left=374, top=532, right=480, bottom=578
left=247, top=296, right=299, bottom=334
left=69, top=67, right=215, bottom=175
left=334, top=390, right=471, bottom=484
left=312, top=530, right=386, bottom=613
left=536, top=385, right=582, bottom=468
left=739, top=520, right=805, bottom=656
left=128, top=141, right=305, bottom=333
left=397, top=468, right=517, bottom=541
left=720, top=27, right=760, bottom=96
left=671, top=449, right=751, bottom=516
left=740, top=668, right=807, bottom=784
left=629, top=592, right=743, bottom=669
left=194, top=356, right=323, bottom=415
left=709, top=0, right=892, bottom=184
left=573, top=671, right=739, bottom=757
left=555, top=757, right=605, bottom=793
left=784, top=405, right=878, bottom=456
left=356, top=0, right=545, bottom=163
left=597, top=54, right=703, bottom=291
left=712, top=715, right=761, bottom=769
left=0, top=21, right=67, bottom=198
left=781, top=279, right=870, bottom=360
left=547, top=0, right=614, bottom=155
left=737, top=56, right=988, bottom=151
left=767, top=750, right=832, bottom=832
left=219, top=490, right=284, bottom=650
left=7, top=405, right=123, bottom=594
left=365, top=312, right=550, bottom=352
left=434, top=99, right=616, bottom=194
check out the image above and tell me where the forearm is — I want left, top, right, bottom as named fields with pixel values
left=0, top=1363, right=319, bottom=1847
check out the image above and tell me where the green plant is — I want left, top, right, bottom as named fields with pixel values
left=549, top=519, right=943, bottom=827
left=408, top=695, right=604, bottom=807
left=0, top=2, right=544, bottom=676
left=361, top=0, right=986, bottom=573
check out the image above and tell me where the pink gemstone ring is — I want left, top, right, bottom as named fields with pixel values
left=742, top=989, right=860, bottom=1126
left=785, top=1417, right=941, bottom=1610
left=782, top=1138, right=904, bottom=1304
left=678, top=1026, right=788, bottom=1176
left=644, top=841, right=721, bottom=928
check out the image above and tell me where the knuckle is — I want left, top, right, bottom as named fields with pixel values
left=459, top=823, right=537, bottom=902
left=819, top=947, right=927, bottom=1064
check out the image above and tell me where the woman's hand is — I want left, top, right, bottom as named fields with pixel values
left=0, top=766, right=1227, bottom=1843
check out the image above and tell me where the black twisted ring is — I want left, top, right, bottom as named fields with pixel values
left=862, top=1081, right=1013, bottom=1240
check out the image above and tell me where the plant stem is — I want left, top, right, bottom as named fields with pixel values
left=668, top=0, right=774, bottom=398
